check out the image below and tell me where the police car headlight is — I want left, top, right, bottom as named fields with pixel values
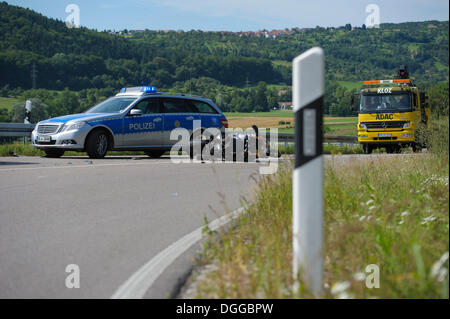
left=60, top=121, right=86, bottom=132
left=33, top=122, right=39, bottom=133
left=359, top=123, right=367, bottom=130
left=403, top=121, right=410, bottom=129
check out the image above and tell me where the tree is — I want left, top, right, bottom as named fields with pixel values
left=427, top=81, right=449, bottom=117
left=0, top=84, right=9, bottom=97
left=0, top=107, right=10, bottom=122
left=254, top=82, right=269, bottom=112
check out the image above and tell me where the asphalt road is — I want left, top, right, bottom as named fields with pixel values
left=0, top=155, right=268, bottom=298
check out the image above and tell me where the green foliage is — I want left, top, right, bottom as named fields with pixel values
left=191, top=152, right=449, bottom=298
left=0, top=2, right=448, bottom=117
left=427, top=82, right=449, bottom=117
left=0, top=106, right=10, bottom=121
left=11, top=98, right=48, bottom=123
left=1, top=3, right=448, bottom=91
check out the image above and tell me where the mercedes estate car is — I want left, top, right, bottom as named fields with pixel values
left=32, top=86, right=229, bottom=158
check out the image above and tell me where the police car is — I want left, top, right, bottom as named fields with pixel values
left=32, top=86, right=229, bottom=158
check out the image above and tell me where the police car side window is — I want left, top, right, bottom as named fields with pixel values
left=133, top=99, right=161, bottom=115
left=190, top=101, right=218, bottom=114
left=162, top=99, right=195, bottom=113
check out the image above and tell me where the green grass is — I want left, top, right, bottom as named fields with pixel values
left=278, top=144, right=363, bottom=155
left=337, top=81, right=363, bottom=90
left=188, top=118, right=449, bottom=299
left=0, top=97, right=22, bottom=111
left=324, top=117, right=357, bottom=123
left=326, top=123, right=356, bottom=136
left=435, top=61, right=449, bottom=72
left=1, top=142, right=362, bottom=157
left=0, top=143, right=148, bottom=157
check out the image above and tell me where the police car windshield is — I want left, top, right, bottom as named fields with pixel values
left=360, top=93, right=411, bottom=113
left=85, top=97, right=137, bottom=114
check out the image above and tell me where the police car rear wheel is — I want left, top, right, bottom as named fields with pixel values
left=44, top=149, right=65, bottom=158
left=86, top=130, right=108, bottom=159
left=145, top=150, right=165, bottom=158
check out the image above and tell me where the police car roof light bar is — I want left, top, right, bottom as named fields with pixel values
left=363, top=79, right=411, bottom=88
left=141, top=86, right=157, bottom=93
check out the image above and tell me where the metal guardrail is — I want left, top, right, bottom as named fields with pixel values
left=275, top=133, right=357, bottom=144
left=0, top=123, right=356, bottom=143
left=0, top=123, right=35, bottom=137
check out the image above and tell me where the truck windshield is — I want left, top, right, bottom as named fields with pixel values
left=360, top=93, right=411, bottom=113
left=85, top=97, right=137, bottom=114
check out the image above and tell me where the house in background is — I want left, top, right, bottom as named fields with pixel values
left=277, top=102, right=293, bottom=110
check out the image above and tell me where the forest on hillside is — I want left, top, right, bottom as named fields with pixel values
left=0, top=1, right=448, bottom=119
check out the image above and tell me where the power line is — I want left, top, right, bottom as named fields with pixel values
left=31, top=63, right=38, bottom=89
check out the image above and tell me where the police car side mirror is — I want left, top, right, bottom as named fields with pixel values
left=129, top=109, right=143, bottom=117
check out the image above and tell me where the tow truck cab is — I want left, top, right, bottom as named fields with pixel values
left=354, top=66, right=430, bottom=154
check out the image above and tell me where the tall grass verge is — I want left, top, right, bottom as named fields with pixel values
left=188, top=118, right=449, bottom=299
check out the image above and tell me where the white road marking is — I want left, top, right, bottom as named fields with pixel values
left=111, top=208, right=244, bottom=299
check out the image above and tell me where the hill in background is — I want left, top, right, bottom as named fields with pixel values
left=0, top=1, right=448, bottom=117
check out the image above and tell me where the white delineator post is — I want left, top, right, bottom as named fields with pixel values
left=292, top=47, right=324, bottom=297
left=25, top=100, right=32, bottom=124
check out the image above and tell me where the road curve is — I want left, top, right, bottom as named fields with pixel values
left=0, top=155, right=265, bottom=298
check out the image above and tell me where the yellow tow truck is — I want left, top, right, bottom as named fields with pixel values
left=352, top=66, right=430, bottom=154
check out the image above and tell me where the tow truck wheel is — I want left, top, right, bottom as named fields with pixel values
left=145, top=150, right=165, bottom=158
left=86, top=130, right=108, bottom=159
left=44, top=149, right=65, bottom=158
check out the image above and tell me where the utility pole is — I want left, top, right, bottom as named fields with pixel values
left=245, top=76, right=250, bottom=91
left=31, top=63, right=38, bottom=89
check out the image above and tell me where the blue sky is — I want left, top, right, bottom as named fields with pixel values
left=5, top=0, right=449, bottom=31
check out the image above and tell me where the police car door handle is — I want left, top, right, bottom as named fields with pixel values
left=153, top=117, right=162, bottom=122
left=186, top=116, right=194, bottom=120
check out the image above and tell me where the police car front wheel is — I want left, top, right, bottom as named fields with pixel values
left=86, top=130, right=109, bottom=159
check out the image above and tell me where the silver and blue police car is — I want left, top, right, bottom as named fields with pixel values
left=32, top=86, right=229, bottom=158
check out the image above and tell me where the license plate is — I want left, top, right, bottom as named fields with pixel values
left=38, top=135, right=51, bottom=142
left=378, top=133, right=392, bottom=138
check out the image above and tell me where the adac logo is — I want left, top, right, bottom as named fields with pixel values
left=174, top=120, right=180, bottom=128
left=376, top=114, right=394, bottom=120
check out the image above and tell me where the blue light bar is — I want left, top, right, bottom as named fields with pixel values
left=120, top=88, right=126, bottom=93
left=141, top=86, right=157, bottom=93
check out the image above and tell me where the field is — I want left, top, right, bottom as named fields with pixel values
left=224, top=110, right=294, bottom=118
left=181, top=118, right=449, bottom=299
left=337, top=81, right=363, bottom=90
left=226, top=112, right=357, bottom=136
left=0, top=97, right=21, bottom=110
